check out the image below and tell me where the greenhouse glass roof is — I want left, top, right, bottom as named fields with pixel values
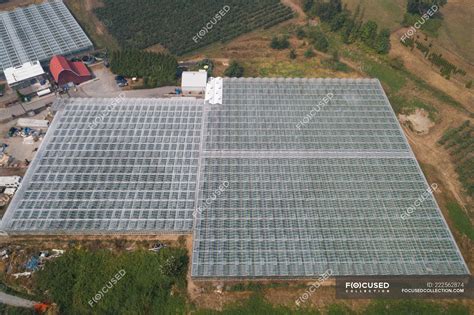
left=0, top=77, right=468, bottom=277
left=2, top=98, right=202, bottom=232
left=0, top=0, right=93, bottom=72
left=191, top=78, right=468, bottom=277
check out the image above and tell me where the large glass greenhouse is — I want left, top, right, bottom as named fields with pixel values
left=1, top=78, right=468, bottom=277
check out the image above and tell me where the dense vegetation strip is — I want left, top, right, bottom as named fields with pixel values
left=110, top=50, right=178, bottom=87
left=95, top=0, right=293, bottom=55
left=438, top=120, right=474, bottom=198
left=34, top=248, right=188, bottom=314
left=196, top=294, right=470, bottom=315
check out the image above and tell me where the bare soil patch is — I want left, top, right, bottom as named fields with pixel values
left=398, top=108, right=435, bottom=134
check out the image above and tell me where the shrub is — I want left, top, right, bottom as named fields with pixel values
left=389, top=56, right=405, bottom=70
left=224, top=61, right=244, bottom=78
left=360, top=20, right=378, bottom=48
left=307, top=28, right=329, bottom=52
left=289, top=49, right=297, bottom=59
left=304, top=48, right=316, bottom=58
left=375, top=28, right=391, bottom=54
left=270, top=36, right=290, bottom=49
left=296, top=27, right=306, bottom=39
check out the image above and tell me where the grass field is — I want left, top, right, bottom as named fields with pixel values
left=343, top=0, right=474, bottom=63
left=363, top=60, right=406, bottom=92
left=437, top=0, right=474, bottom=63
left=343, top=0, right=405, bottom=31
left=446, top=201, right=474, bottom=241
left=195, top=294, right=470, bottom=315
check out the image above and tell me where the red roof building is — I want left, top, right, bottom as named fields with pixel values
left=49, top=55, right=92, bottom=86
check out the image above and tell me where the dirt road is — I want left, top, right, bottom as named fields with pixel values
left=0, top=291, right=37, bottom=308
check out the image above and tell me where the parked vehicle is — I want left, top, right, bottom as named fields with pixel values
left=115, top=75, right=128, bottom=87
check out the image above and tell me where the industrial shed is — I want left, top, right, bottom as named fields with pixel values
left=0, top=78, right=469, bottom=278
left=0, top=0, right=93, bottom=73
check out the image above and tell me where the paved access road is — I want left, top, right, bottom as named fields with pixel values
left=0, top=291, right=37, bottom=308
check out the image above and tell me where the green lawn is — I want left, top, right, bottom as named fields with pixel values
left=446, top=201, right=474, bottom=240
left=196, top=295, right=470, bottom=315
left=343, top=0, right=405, bottom=31
left=364, top=60, right=406, bottom=93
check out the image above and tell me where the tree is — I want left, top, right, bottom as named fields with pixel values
left=308, top=28, right=329, bottom=52
left=296, top=27, right=306, bottom=39
left=389, top=56, right=405, bottom=70
left=374, top=28, right=391, bottom=54
left=289, top=49, right=297, bottom=59
left=329, top=12, right=348, bottom=31
left=360, top=20, right=378, bottom=48
left=314, top=0, right=343, bottom=22
left=303, top=0, right=314, bottom=12
left=270, top=36, right=290, bottom=49
left=304, top=48, right=316, bottom=58
left=341, top=17, right=356, bottom=44
left=407, top=0, right=447, bottom=15
left=224, top=61, right=244, bottom=77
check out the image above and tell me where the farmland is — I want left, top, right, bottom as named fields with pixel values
left=94, top=0, right=293, bottom=55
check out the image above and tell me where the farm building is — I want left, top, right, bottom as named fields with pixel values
left=50, top=55, right=92, bottom=86
left=181, top=71, right=208, bottom=93
left=0, top=0, right=93, bottom=73
left=4, top=61, right=50, bottom=95
left=0, top=78, right=469, bottom=278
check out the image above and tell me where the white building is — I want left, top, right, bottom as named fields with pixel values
left=5, top=61, right=45, bottom=87
left=4, top=61, right=50, bottom=95
left=181, top=71, right=208, bottom=93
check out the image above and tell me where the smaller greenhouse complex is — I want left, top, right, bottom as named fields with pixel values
left=0, top=78, right=469, bottom=278
left=0, top=0, right=93, bottom=72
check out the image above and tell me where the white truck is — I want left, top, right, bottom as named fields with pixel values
left=16, top=118, right=49, bottom=130
left=0, top=176, right=21, bottom=188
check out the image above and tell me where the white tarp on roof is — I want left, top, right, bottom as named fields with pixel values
left=4, top=61, right=44, bottom=85
left=205, top=77, right=223, bottom=104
